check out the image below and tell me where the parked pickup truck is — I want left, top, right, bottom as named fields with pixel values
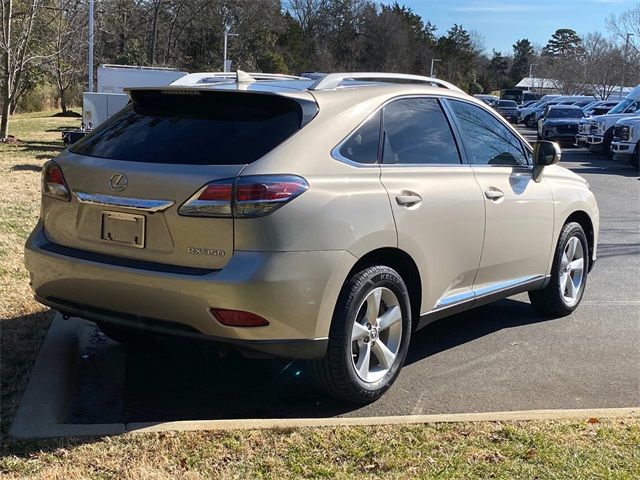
left=611, top=116, right=640, bottom=167
left=587, top=85, right=640, bottom=157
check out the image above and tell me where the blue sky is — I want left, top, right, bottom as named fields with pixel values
left=390, top=0, right=635, bottom=54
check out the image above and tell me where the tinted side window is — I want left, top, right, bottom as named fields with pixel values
left=449, top=100, right=528, bottom=166
left=338, top=111, right=381, bottom=164
left=382, top=98, right=461, bottom=165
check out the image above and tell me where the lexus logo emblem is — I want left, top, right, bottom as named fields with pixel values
left=110, top=173, right=128, bottom=192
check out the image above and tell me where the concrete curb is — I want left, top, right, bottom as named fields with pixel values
left=127, top=407, right=639, bottom=433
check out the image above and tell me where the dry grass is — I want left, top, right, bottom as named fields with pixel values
left=0, top=111, right=80, bottom=434
left=1, top=111, right=639, bottom=479
left=1, top=418, right=639, bottom=479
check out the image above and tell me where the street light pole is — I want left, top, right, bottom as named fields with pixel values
left=529, top=63, right=538, bottom=92
left=620, top=32, right=634, bottom=97
left=430, top=58, right=441, bottom=77
left=88, top=0, right=94, bottom=92
left=223, top=28, right=239, bottom=72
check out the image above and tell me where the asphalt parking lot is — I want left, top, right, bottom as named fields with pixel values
left=63, top=127, right=639, bottom=424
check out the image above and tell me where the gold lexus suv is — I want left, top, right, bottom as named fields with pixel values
left=25, top=72, right=599, bottom=403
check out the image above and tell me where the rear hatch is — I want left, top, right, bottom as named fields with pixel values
left=43, top=89, right=313, bottom=270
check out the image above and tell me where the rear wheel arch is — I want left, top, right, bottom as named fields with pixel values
left=346, top=248, right=422, bottom=326
left=563, top=210, right=594, bottom=270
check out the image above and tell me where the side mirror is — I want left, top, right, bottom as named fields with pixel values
left=532, top=141, right=561, bottom=181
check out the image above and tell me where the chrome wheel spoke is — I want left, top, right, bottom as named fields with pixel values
left=365, top=288, right=382, bottom=325
left=566, top=237, right=578, bottom=260
left=566, top=275, right=577, bottom=298
left=352, top=321, right=369, bottom=341
left=569, top=258, right=584, bottom=273
left=355, top=342, right=371, bottom=381
left=371, top=340, right=395, bottom=370
left=560, top=272, right=569, bottom=295
left=377, top=305, right=401, bottom=331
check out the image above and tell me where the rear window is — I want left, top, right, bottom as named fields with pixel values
left=497, top=100, right=517, bottom=108
left=70, top=91, right=306, bottom=165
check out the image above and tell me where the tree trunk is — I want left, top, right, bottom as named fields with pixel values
left=60, top=88, right=67, bottom=113
left=1, top=0, right=12, bottom=139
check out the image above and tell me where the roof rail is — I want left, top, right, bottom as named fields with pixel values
left=171, top=71, right=307, bottom=86
left=309, top=72, right=464, bottom=93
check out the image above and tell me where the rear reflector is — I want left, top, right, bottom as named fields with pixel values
left=210, top=308, right=270, bottom=327
left=179, top=175, right=308, bottom=218
left=42, top=160, right=71, bottom=201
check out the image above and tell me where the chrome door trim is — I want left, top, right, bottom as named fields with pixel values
left=420, top=274, right=549, bottom=330
left=73, top=191, right=175, bottom=212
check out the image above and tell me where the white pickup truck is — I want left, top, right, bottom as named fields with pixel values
left=611, top=116, right=640, bottom=167
left=587, top=85, right=640, bottom=157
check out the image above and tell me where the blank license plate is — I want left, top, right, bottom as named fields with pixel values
left=101, top=211, right=145, bottom=248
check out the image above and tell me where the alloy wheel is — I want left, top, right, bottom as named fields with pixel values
left=350, top=287, right=403, bottom=383
left=559, top=236, right=585, bottom=307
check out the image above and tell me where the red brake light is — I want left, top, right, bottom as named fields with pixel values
left=198, top=183, right=233, bottom=201
left=210, top=308, right=270, bottom=327
left=42, top=160, right=71, bottom=201
left=234, top=175, right=308, bottom=217
left=179, top=175, right=308, bottom=218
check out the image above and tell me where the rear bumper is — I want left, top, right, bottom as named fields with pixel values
left=25, top=222, right=357, bottom=359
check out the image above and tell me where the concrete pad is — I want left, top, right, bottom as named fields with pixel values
left=9, top=314, right=125, bottom=439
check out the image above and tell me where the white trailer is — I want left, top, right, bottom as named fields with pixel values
left=63, top=65, right=188, bottom=144
left=97, top=64, right=188, bottom=94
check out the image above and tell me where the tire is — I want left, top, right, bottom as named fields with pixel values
left=528, top=222, right=589, bottom=317
left=603, top=130, right=614, bottom=159
left=630, top=144, right=639, bottom=168
left=525, top=115, right=534, bottom=128
left=311, top=265, right=412, bottom=404
left=537, top=131, right=542, bottom=140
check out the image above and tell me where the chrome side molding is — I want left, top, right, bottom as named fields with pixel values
left=73, top=191, right=175, bottom=213
left=420, top=274, right=549, bottom=330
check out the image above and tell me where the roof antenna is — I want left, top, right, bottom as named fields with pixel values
left=236, top=70, right=256, bottom=83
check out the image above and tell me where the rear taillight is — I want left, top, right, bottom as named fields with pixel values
left=179, top=175, right=308, bottom=218
left=210, top=308, right=270, bottom=327
left=42, top=160, right=70, bottom=201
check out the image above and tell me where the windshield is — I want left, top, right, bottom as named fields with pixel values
left=548, top=108, right=584, bottom=119
left=69, top=91, right=306, bottom=165
left=608, top=98, right=640, bottom=114
left=497, top=100, right=517, bottom=108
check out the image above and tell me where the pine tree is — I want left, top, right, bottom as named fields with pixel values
left=542, top=29, right=584, bottom=58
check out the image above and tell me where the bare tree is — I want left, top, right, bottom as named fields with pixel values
left=1, top=0, right=46, bottom=138
left=44, top=0, right=87, bottom=113
left=606, top=4, right=640, bottom=83
left=583, top=33, right=623, bottom=99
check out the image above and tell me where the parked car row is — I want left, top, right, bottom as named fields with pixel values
left=533, top=85, right=640, bottom=167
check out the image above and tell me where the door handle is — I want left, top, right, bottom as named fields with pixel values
left=396, top=193, right=422, bottom=207
left=484, top=188, right=504, bottom=201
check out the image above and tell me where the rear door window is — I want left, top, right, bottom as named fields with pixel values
left=382, top=98, right=461, bottom=165
left=70, top=91, right=306, bottom=165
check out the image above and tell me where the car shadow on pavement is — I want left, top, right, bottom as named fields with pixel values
left=82, top=298, right=554, bottom=425
left=405, top=298, right=552, bottom=367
